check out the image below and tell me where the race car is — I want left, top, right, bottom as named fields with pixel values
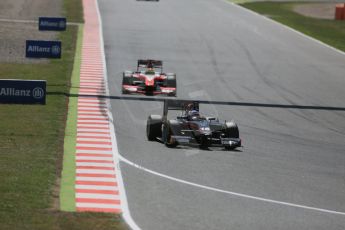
left=122, top=60, right=176, bottom=96
left=146, top=100, right=242, bottom=150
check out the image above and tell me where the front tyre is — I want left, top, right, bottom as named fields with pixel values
left=225, top=121, right=239, bottom=138
left=225, top=144, right=237, bottom=151
left=224, top=121, right=240, bottom=150
left=162, top=123, right=178, bottom=148
left=165, top=73, right=177, bottom=88
left=199, top=135, right=211, bottom=149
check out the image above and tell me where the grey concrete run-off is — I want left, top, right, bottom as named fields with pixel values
left=0, top=0, right=62, bottom=63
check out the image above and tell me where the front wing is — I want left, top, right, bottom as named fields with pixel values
left=170, top=135, right=241, bottom=149
left=122, top=84, right=176, bottom=96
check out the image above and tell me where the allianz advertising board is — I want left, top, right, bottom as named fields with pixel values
left=0, top=80, right=46, bottom=105
left=39, top=17, right=66, bottom=31
left=26, top=40, right=61, bottom=59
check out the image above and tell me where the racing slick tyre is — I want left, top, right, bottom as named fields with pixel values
left=165, top=73, right=177, bottom=88
left=199, top=135, right=211, bottom=149
left=122, top=71, right=134, bottom=85
left=225, top=121, right=239, bottom=138
left=162, top=122, right=178, bottom=148
left=122, top=73, right=135, bottom=94
left=147, top=115, right=162, bottom=141
left=164, top=74, right=177, bottom=96
left=225, top=121, right=239, bottom=150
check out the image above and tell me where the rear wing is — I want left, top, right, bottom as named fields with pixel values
left=163, top=100, right=199, bottom=117
left=137, top=59, right=163, bottom=71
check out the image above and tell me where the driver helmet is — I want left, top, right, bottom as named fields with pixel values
left=145, top=68, right=155, bottom=75
left=188, top=110, right=200, bottom=120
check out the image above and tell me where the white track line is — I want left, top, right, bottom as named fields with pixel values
left=77, top=112, right=107, bottom=116
left=77, top=138, right=111, bottom=142
left=119, top=155, right=345, bottom=216
left=76, top=156, right=114, bottom=161
left=77, top=169, right=116, bottom=174
left=76, top=150, right=113, bottom=154
left=78, top=115, right=108, bottom=120
left=76, top=203, right=121, bottom=209
left=77, top=136, right=110, bottom=140
left=77, top=123, right=108, bottom=126
left=77, top=145, right=111, bottom=149
left=76, top=177, right=117, bottom=182
left=76, top=193, right=120, bottom=199
left=76, top=184, right=119, bottom=190
left=76, top=162, right=115, bottom=167
left=77, top=128, right=108, bottom=133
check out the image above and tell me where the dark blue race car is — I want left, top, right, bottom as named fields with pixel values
left=146, top=100, right=242, bottom=150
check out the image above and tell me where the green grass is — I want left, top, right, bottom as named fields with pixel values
left=64, top=0, right=84, bottom=23
left=59, top=24, right=83, bottom=212
left=239, top=1, right=345, bottom=52
left=0, top=0, right=128, bottom=229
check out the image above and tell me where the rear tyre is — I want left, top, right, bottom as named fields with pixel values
left=147, top=115, right=162, bottom=141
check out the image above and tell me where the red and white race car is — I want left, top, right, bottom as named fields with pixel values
left=122, top=60, right=176, bottom=96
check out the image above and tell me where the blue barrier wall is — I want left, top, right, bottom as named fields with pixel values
left=0, top=80, right=46, bottom=104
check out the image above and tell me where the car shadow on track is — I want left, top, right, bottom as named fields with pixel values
left=47, top=92, right=345, bottom=112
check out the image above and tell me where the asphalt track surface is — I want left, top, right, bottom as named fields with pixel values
left=99, top=0, right=345, bottom=229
